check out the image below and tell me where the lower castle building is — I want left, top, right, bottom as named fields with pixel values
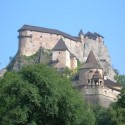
left=51, top=38, right=77, bottom=70
left=72, top=51, right=121, bottom=107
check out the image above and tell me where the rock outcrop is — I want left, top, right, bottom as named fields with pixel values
left=83, top=37, right=115, bottom=81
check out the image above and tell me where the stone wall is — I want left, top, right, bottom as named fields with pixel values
left=18, top=30, right=84, bottom=62
left=70, top=57, right=77, bottom=69
left=52, top=50, right=70, bottom=69
left=77, top=86, right=120, bottom=107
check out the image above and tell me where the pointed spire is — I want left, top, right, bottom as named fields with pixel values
left=78, top=29, right=84, bottom=36
left=53, top=38, right=68, bottom=51
left=86, top=51, right=98, bottom=65
left=81, top=51, right=99, bottom=69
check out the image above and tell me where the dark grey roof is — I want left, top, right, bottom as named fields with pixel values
left=78, top=29, right=84, bottom=36
left=84, top=32, right=104, bottom=40
left=104, top=79, right=121, bottom=91
left=81, top=51, right=100, bottom=69
left=104, top=79, right=121, bottom=87
left=53, top=38, right=68, bottom=51
left=94, top=32, right=104, bottom=38
left=84, top=32, right=97, bottom=40
left=18, top=24, right=79, bottom=41
left=86, top=51, right=98, bottom=64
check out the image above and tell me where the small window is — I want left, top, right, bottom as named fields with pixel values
left=88, top=79, right=90, bottom=83
left=100, top=81, right=102, bottom=85
left=89, top=70, right=93, bottom=73
left=59, top=52, right=60, bottom=54
left=40, top=36, right=42, bottom=38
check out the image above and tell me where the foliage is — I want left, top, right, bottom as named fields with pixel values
left=93, top=87, right=125, bottom=125
left=7, top=48, right=52, bottom=71
left=0, top=64, right=95, bottom=125
left=114, top=68, right=119, bottom=76
left=115, top=74, right=125, bottom=85
left=62, top=67, right=77, bottom=79
left=117, top=88, right=125, bottom=108
left=77, top=60, right=82, bottom=70
left=92, top=105, right=108, bottom=125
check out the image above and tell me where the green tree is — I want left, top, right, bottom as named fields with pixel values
left=117, top=88, right=125, bottom=108
left=100, top=88, right=125, bottom=125
left=115, top=75, right=125, bottom=85
left=0, top=64, right=95, bottom=125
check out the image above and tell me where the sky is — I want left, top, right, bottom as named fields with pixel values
left=0, top=0, right=125, bottom=74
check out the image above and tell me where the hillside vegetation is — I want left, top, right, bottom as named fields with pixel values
left=0, top=63, right=125, bottom=125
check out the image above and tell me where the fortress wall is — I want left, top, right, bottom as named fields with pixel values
left=64, top=38, right=83, bottom=62
left=77, top=86, right=120, bottom=107
left=40, top=33, right=62, bottom=49
left=19, top=30, right=63, bottom=56
left=19, top=30, right=84, bottom=63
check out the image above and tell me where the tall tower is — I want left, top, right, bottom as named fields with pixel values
left=78, top=29, right=84, bottom=42
left=79, top=51, right=104, bottom=86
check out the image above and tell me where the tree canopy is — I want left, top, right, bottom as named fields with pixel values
left=0, top=64, right=95, bottom=125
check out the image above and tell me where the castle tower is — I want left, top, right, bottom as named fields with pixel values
left=52, top=38, right=71, bottom=69
left=79, top=51, right=104, bottom=86
left=78, top=29, right=84, bottom=42
left=72, top=51, right=121, bottom=107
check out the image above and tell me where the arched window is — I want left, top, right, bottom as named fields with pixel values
left=100, top=81, right=102, bottom=85
left=94, top=80, right=98, bottom=85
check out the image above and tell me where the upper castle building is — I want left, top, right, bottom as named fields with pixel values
left=18, top=24, right=116, bottom=82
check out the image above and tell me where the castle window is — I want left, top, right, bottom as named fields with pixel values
left=88, top=79, right=90, bottom=83
left=40, top=36, right=42, bottom=38
left=59, top=52, right=60, bottom=54
left=89, top=70, right=93, bottom=73
left=94, top=80, right=98, bottom=85
left=100, top=81, right=102, bottom=85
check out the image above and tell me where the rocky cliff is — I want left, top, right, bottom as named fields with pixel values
left=83, top=37, right=115, bottom=81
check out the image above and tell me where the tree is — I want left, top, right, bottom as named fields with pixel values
left=115, top=75, right=125, bottom=85
left=100, top=88, right=125, bottom=125
left=0, top=64, right=95, bottom=125
left=117, top=88, right=125, bottom=108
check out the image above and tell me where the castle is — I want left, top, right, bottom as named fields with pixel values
left=17, top=24, right=121, bottom=107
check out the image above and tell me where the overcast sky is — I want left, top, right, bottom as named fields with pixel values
left=0, top=0, right=125, bottom=74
